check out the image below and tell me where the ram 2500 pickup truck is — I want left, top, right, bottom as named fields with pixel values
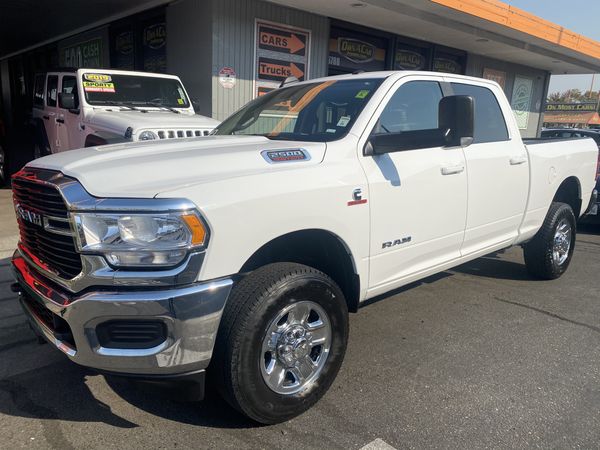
left=11, top=71, right=598, bottom=424
left=31, top=68, right=219, bottom=157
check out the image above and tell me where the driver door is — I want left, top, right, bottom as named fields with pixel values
left=359, top=77, right=468, bottom=295
left=57, top=75, right=82, bottom=151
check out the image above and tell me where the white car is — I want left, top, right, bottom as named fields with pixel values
left=30, top=68, right=220, bottom=156
left=12, top=71, right=598, bottom=424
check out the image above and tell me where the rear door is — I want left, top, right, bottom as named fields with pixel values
left=448, top=80, right=529, bottom=255
left=44, top=74, right=60, bottom=153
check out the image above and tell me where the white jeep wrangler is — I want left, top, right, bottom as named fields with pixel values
left=31, top=68, right=220, bottom=156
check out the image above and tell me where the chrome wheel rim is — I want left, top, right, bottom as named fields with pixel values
left=553, top=218, right=572, bottom=266
left=260, top=301, right=332, bottom=395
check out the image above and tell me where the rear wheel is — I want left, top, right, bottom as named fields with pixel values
left=523, top=202, right=576, bottom=279
left=211, top=262, right=349, bottom=424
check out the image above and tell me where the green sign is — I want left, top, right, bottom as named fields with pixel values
left=62, top=38, right=103, bottom=68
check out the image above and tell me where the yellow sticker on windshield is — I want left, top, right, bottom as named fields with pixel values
left=84, top=73, right=112, bottom=82
left=355, top=90, right=370, bottom=99
left=177, top=98, right=184, bottom=105
left=83, top=81, right=115, bottom=93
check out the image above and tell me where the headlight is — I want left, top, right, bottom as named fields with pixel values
left=138, top=130, right=158, bottom=141
left=72, top=211, right=208, bottom=267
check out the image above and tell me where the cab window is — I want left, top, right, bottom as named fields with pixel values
left=33, top=74, right=45, bottom=108
left=374, top=81, right=443, bottom=134
left=450, top=83, right=509, bottom=143
left=60, top=76, right=79, bottom=110
left=46, top=75, right=58, bottom=107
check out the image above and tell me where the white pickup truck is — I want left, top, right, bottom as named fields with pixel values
left=11, top=71, right=598, bottom=424
left=30, top=68, right=219, bottom=157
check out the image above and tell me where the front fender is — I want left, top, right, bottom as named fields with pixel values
left=156, top=162, right=370, bottom=297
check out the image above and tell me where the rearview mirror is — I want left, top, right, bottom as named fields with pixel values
left=58, top=92, right=76, bottom=111
left=439, top=95, right=474, bottom=147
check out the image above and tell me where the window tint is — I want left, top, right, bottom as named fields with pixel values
left=374, top=81, right=443, bottom=134
left=33, top=74, right=45, bottom=108
left=450, top=83, right=508, bottom=143
left=46, top=75, right=58, bottom=107
left=60, top=76, right=79, bottom=109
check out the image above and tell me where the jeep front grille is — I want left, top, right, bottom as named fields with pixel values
left=12, top=172, right=82, bottom=279
left=155, top=128, right=212, bottom=139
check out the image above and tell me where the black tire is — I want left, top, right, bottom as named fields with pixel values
left=211, top=262, right=349, bottom=424
left=523, top=202, right=576, bottom=280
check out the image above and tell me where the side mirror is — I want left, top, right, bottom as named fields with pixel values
left=365, top=129, right=446, bottom=156
left=58, top=92, right=77, bottom=111
left=439, top=95, right=474, bottom=147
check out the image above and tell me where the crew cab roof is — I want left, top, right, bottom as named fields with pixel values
left=290, top=70, right=503, bottom=87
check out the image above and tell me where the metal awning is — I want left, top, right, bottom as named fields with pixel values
left=269, top=0, right=600, bottom=74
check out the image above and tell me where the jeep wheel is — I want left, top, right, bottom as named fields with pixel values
left=211, top=262, right=349, bottom=424
left=523, top=202, right=576, bottom=280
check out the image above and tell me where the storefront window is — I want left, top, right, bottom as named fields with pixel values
left=328, top=27, right=387, bottom=75
left=109, top=10, right=166, bottom=73
left=142, top=20, right=167, bottom=72
left=112, top=29, right=135, bottom=70
left=432, top=49, right=465, bottom=74
left=394, top=41, right=430, bottom=71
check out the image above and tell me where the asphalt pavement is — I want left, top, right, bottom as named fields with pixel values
left=1, top=196, right=600, bottom=449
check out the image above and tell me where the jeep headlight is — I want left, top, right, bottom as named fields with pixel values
left=72, top=211, right=208, bottom=267
left=138, top=130, right=158, bottom=141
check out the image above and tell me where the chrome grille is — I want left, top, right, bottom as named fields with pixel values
left=12, top=173, right=82, bottom=279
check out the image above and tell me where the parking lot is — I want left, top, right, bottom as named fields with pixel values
left=0, top=186, right=599, bottom=449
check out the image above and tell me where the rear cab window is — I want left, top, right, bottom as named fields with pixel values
left=450, top=82, right=509, bottom=143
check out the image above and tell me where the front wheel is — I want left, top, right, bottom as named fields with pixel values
left=523, top=202, right=576, bottom=279
left=211, top=263, right=349, bottom=424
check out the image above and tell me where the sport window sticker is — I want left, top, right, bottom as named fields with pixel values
left=83, top=73, right=116, bottom=93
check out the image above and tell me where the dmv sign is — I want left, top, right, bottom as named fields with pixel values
left=254, top=21, right=311, bottom=97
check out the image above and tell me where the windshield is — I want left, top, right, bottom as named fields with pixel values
left=214, top=78, right=383, bottom=142
left=82, top=73, right=190, bottom=108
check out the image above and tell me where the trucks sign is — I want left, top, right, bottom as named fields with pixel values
left=254, top=21, right=310, bottom=97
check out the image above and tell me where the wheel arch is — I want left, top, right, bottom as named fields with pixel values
left=239, top=229, right=361, bottom=313
left=553, top=176, right=582, bottom=218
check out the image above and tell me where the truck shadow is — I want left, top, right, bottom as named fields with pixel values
left=452, top=251, right=536, bottom=281
left=0, top=353, right=256, bottom=429
left=578, top=222, right=600, bottom=236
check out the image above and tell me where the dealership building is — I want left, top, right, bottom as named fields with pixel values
left=2, top=0, right=600, bottom=167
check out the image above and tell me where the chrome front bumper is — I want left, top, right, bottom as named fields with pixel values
left=12, top=251, right=233, bottom=376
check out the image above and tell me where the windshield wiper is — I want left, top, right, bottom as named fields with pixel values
left=134, top=101, right=180, bottom=114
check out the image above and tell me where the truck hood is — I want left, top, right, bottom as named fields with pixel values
left=28, top=136, right=326, bottom=198
left=87, top=110, right=221, bottom=132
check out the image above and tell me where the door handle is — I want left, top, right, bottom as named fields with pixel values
left=441, top=164, right=465, bottom=175
left=56, top=118, right=65, bottom=124
left=510, top=155, right=528, bottom=165
left=43, top=115, right=49, bottom=120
